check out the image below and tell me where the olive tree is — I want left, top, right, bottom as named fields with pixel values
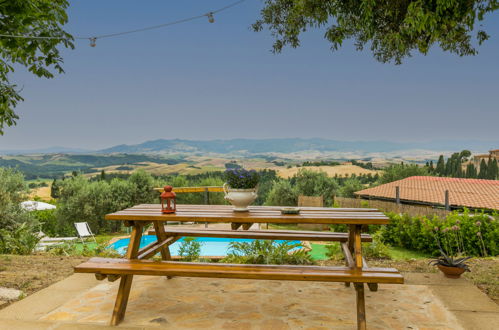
left=0, top=0, right=73, bottom=134
left=254, top=0, right=498, bottom=64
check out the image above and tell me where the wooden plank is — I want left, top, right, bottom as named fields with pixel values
left=362, top=257, right=378, bottom=292
left=77, top=258, right=401, bottom=274
left=137, top=236, right=178, bottom=260
left=353, top=225, right=363, bottom=269
left=117, top=209, right=388, bottom=218
left=153, top=222, right=174, bottom=261
left=153, top=221, right=175, bottom=279
left=111, top=222, right=142, bottom=326
left=150, top=228, right=373, bottom=242
left=129, top=204, right=380, bottom=212
left=241, top=223, right=253, bottom=230
left=348, top=225, right=355, bottom=254
left=354, top=283, right=366, bottom=330
left=95, top=273, right=107, bottom=281
left=341, top=242, right=354, bottom=288
left=107, top=274, right=120, bottom=282
left=106, top=213, right=389, bottom=225
left=75, top=258, right=404, bottom=284
left=120, top=206, right=385, bottom=216
left=341, top=242, right=354, bottom=268
left=152, top=227, right=373, bottom=236
left=231, top=223, right=242, bottom=230
left=153, top=186, right=225, bottom=193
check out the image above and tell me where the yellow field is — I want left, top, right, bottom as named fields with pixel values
left=29, top=186, right=52, bottom=201
left=277, top=165, right=379, bottom=179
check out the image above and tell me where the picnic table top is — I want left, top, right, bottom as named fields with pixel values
left=105, top=204, right=390, bottom=225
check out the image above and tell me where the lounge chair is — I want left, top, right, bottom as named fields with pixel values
left=74, top=222, right=97, bottom=243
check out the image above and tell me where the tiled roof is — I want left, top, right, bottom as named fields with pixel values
left=355, top=176, right=499, bottom=210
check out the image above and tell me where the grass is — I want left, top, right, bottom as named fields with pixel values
left=308, top=243, right=431, bottom=261
left=0, top=254, right=88, bottom=309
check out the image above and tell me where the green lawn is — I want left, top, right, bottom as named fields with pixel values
left=308, top=243, right=430, bottom=261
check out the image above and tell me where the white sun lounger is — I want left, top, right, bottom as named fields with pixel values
left=74, top=222, right=97, bottom=243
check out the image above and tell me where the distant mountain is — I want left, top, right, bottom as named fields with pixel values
left=0, top=146, right=91, bottom=155
left=98, top=138, right=498, bottom=155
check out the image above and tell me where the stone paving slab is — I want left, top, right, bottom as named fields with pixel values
left=452, top=310, right=499, bottom=330
left=430, top=286, right=499, bottom=313
left=0, top=273, right=98, bottom=322
left=38, top=275, right=462, bottom=329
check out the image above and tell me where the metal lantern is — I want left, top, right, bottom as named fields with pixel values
left=160, top=185, right=176, bottom=214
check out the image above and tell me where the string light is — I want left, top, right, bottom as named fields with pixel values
left=207, top=12, right=215, bottom=23
left=0, top=0, right=246, bottom=47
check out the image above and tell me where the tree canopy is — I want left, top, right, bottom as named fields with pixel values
left=0, top=0, right=73, bottom=134
left=254, top=0, right=498, bottom=64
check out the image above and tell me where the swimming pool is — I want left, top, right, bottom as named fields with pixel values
left=108, top=235, right=301, bottom=257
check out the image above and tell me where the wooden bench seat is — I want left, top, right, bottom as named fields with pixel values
left=75, top=257, right=403, bottom=284
left=147, top=227, right=373, bottom=242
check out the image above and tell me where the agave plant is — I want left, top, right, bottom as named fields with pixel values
left=428, top=248, right=471, bottom=271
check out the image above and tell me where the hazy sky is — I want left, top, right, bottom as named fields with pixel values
left=1, top=0, right=499, bottom=150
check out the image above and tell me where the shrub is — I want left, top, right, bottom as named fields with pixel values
left=381, top=210, right=498, bottom=256
left=0, top=222, right=40, bottom=255
left=265, top=180, right=298, bottom=206
left=338, top=178, right=363, bottom=198
left=292, top=169, right=338, bottom=206
left=362, top=232, right=390, bottom=259
left=325, top=232, right=390, bottom=260
left=46, top=241, right=121, bottom=258
left=178, top=237, right=202, bottom=261
left=222, top=240, right=314, bottom=265
left=378, top=163, right=429, bottom=184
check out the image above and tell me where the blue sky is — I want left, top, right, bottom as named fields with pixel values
left=1, top=0, right=499, bottom=150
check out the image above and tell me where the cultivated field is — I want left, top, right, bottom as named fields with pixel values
left=277, top=165, right=380, bottom=178
left=29, top=186, right=52, bottom=201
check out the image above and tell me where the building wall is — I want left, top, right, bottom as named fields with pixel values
left=472, top=150, right=499, bottom=168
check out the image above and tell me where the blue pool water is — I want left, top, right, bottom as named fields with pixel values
left=109, top=235, right=301, bottom=257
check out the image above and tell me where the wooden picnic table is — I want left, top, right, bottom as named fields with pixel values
left=75, top=204, right=403, bottom=329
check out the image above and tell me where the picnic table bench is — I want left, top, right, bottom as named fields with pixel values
left=74, top=204, right=403, bottom=329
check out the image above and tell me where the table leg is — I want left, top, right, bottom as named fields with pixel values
left=344, top=224, right=356, bottom=287
left=353, top=224, right=363, bottom=269
left=153, top=221, right=173, bottom=261
left=354, top=283, right=367, bottom=330
left=154, top=221, right=173, bottom=279
left=352, top=224, right=366, bottom=329
left=111, top=221, right=143, bottom=326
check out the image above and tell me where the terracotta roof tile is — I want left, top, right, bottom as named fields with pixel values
left=354, top=176, right=499, bottom=210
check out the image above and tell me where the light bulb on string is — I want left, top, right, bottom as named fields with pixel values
left=206, top=12, right=215, bottom=23
left=89, top=37, right=97, bottom=47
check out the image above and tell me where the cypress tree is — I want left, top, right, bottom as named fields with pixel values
left=478, top=159, right=488, bottom=179
left=436, top=155, right=445, bottom=176
left=466, top=163, right=477, bottom=178
left=489, top=159, right=498, bottom=180
left=50, top=179, right=60, bottom=198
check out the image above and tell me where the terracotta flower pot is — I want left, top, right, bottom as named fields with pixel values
left=437, top=265, right=466, bottom=279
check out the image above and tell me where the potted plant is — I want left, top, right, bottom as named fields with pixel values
left=429, top=249, right=471, bottom=278
left=223, top=168, right=259, bottom=211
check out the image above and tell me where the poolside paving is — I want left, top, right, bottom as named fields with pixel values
left=1, top=271, right=498, bottom=329
left=0, top=274, right=464, bottom=329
